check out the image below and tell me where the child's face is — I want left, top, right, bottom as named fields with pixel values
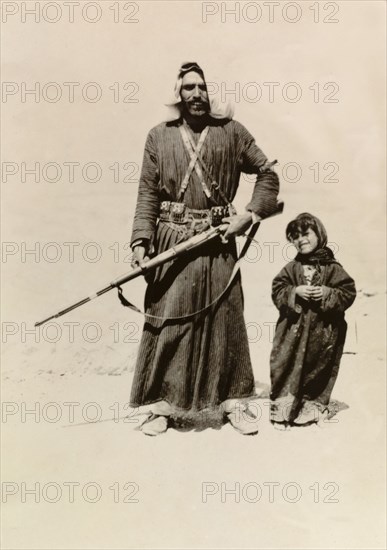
left=291, top=228, right=319, bottom=254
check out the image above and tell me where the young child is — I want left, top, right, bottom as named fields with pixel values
left=270, top=212, right=356, bottom=427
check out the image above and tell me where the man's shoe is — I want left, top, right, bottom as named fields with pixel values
left=293, top=401, right=319, bottom=426
left=226, top=404, right=259, bottom=435
left=272, top=421, right=290, bottom=431
left=140, top=414, right=169, bottom=436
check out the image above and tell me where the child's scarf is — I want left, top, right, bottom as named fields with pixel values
left=295, top=246, right=337, bottom=265
left=293, top=213, right=340, bottom=266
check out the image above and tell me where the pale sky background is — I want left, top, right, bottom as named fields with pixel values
left=2, top=1, right=386, bottom=312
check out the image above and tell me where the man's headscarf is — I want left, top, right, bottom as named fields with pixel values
left=165, top=61, right=234, bottom=121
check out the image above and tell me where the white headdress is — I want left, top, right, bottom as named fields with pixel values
left=165, top=62, right=234, bottom=121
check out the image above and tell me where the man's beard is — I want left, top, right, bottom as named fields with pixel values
left=184, top=100, right=210, bottom=117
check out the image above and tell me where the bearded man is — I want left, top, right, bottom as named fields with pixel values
left=129, top=62, right=280, bottom=436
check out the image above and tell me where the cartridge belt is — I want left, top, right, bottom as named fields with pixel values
left=159, top=201, right=234, bottom=227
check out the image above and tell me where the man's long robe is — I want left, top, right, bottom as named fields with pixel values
left=130, top=116, right=279, bottom=412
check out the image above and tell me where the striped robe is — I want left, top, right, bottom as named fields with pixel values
left=130, top=116, right=279, bottom=412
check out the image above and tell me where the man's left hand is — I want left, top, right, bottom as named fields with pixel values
left=221, top=212, right=253, bottom=242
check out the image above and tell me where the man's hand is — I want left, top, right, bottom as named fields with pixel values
left=131, top=246, right=150, bottom=269
left=221, top=212, right=252, bottom=243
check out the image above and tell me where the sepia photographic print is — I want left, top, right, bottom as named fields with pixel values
left=1, top=1, right=386, bottom=549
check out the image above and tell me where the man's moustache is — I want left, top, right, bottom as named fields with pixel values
left=188, top=101, right=209, bottom=107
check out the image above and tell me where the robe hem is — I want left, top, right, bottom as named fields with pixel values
left=129, top=393, right=257, bottom=416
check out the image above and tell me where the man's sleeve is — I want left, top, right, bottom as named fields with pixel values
left=130, top=129, right=160, bottom=247
left=236, top=122, right=280, bottom=219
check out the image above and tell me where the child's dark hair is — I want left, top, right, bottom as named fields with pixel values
left=286, top=212, right=327, bottom=248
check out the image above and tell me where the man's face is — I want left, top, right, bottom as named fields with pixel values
left=180, top=71, right=209, bottom=117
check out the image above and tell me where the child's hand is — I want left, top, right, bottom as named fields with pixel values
left=309, top=286, right=323, bottom=301
left=295, top=285, right=313, bottom=300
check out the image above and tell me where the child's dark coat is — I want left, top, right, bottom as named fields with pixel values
left=270, top=259, right=356, bottom=423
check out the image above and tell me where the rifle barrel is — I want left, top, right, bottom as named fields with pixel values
left=35, top=285, right=113, bottom=327
left=35, top=225, right=224, bottom=327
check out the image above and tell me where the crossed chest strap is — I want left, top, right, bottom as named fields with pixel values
left=178, top=122, right=213, bottom=200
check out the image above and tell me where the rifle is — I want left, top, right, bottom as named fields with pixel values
left=35, top=202, right=283, bottom=327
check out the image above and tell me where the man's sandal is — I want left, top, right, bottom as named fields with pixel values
left=139, top=413, right=169, bottom=436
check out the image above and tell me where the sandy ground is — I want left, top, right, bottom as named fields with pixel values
left=1, top=184, right=386, bottom=550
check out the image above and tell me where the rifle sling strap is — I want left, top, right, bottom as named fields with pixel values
left=117, top=287, right=142, bottom=313
left=116, top=222, right=260, bottom=321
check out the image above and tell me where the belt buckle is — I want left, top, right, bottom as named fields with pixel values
left=170, top=202, right=187, bottom=223
left=211, top=206, right=225, bottom=226
left=160, top=201, right=171, bottom=221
